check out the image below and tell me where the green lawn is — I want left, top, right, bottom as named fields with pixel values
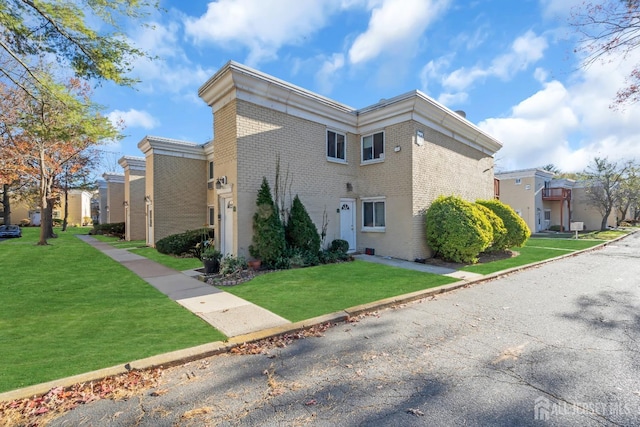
left=224, top=260, right=459, bottom=322
left=92, top=234, right=203, bottom=270
left=461, top=237, right=604, bottom=275
left=0, top=227, right=224, bottom=393
left=129, top=247, right=203, bottom=271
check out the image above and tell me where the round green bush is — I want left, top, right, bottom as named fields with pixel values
left=425, top=195, right=492, bottom=263
left=156, top=229, right=210, bottom=256
left=476, top=199, right=530, bottom=248
left=475, top=203, right=508, bottom=252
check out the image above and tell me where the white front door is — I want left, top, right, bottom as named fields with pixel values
left=220, top=196, right=234, bottom=255
left=339, top=198, right=356, bottom=252
left=147, top=205, right=154, bottom=246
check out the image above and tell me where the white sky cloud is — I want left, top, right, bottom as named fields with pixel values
left=184, top=0, right=349, bottom=66
left=315, top=53, right=346, bottom=93
left=442, top=30, right=548, bottom=92
left=108, top=109, right=159, bottom=130
left=348, top=0, right=450, bottom=64
left=480, top=46, right=640, bottom=173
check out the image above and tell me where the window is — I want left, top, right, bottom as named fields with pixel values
left=362, top=197, right=385, bottom=231
left=208, top=161, right=214, bottom=181
left=208, top=207, right=215, bottom=227
left=515, top=178, right=522, bottom=185
left=327, top=130, right=346, bottom=162
left=362, top=131, right=384, bottom=163
left=544, top=210, right=551, bottom=221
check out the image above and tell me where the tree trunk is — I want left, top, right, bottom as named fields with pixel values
left=62, top=184, right=69, bottom=231
left=45, top=197, right=57, bottom=238
left=601, top=211, right=610, bottom=231
left=2, top=184, right=10, bottom=226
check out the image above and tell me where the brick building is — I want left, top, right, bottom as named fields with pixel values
left=131, top=61, right=503, bottom=261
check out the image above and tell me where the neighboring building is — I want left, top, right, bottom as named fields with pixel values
left=118, top=156, right=146, bottom=241
left=495, top=168, right=616, bottom=232
left=187, top=61, right=503, bottom=261
left=137, top=136, right=208, bottom=247
left=63, top=189, right=94, bottom=226
left=102, top=173, right=125, bottom=224
left=97, top=180, right=108, bottom=224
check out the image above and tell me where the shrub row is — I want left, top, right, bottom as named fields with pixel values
left=91, top=222, right=125, bottom=237
left=156, top=229, right=213, bottom=257
left=425, top=196, right=529, bottom=264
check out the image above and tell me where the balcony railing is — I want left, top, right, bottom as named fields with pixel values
left=542, top=188, right=571, bottom=200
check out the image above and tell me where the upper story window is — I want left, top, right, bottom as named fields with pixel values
left=327, top=130, right=346, bottom=162
left=362, top=131, right=384, bottom=163
left=515, top=178, right=522, bottom=185
left=208, top=161, right=214, bottom=181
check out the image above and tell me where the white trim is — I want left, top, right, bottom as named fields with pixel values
left=137, top=135, right=206, bottom=160
left=198, top=62, right=502, bottom=156
left=102, top=172, right=124, bottom=183
left=118, top=155, right=146, bottom=171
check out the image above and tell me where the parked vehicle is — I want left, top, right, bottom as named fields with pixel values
left=0, top=225, right=22, bottom=238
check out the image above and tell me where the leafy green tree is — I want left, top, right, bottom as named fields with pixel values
left=2, top=76, right=119, bottom=244
left=285, top=195, right=321, bottom=256
left=476, top=199, right=530, bottom=248
left=249, top=177, right=286, bottom=268
left=425, top=195, right=492, bottom=263
left=0, top=0, right=157, bottom=94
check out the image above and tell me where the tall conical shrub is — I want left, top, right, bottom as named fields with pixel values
left=286, top=195, right=320, bottom=255
left=249, top=177, right=286, bottom=268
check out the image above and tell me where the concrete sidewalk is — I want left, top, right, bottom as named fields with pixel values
left=77, top=235, right=290, bottom=337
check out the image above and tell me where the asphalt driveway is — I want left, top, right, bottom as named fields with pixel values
left=50, top=233, right=640, bottom=426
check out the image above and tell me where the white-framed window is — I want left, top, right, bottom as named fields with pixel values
left=362, top=197, right=386, bottom=231
left=544, top=210, right=551, bottom=221
left=361, top=131, right=384, bottom=163
left=515, top=178, right=522, bottom=185
left=208, top=206, right=215, bottom=227
left=327, top=130, right=346, bottom=162
left=208, top=161, right=214, bottom=181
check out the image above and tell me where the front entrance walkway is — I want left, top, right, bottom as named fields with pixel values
left=353, top=254, right=484, bottom=281
left=76, top=235, right=290, bottom=337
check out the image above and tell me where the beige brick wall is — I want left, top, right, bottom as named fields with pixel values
left=144, top=154, right=154, bottom=245
left=107, top=183, right=125, bottom=223
left=153, top=154, right=207, bottom=243
left=125, top=169, right=146, bottom=241
left=412, top=123, right=495, bottom=260
left=233, top=100, right=359, bottom=257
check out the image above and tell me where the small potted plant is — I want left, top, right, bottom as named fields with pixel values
left=201, top=245, right=222, bottom=274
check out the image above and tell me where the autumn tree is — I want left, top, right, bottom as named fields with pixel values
left=571, top=0, right=640, bottom=106
left=0, top=0, right=158, bottom=95
left=579, top=157, right=632, bottom=230
left=2, top=75, right=119, bottom=244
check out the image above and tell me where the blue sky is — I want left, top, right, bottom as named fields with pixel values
left=95, top=0, right=640, bottom=173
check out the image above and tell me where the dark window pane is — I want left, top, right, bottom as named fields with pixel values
left=327, top=131, right=336, bottom=158
left=373, top=132, right=384, bottom=158
left=363, top=202, right=373, bottom=227
left=363, top=135, right=373, bottom=161
left=374, top=202, right=385, bottom=226
left=336, top=133, right=345, bottom=160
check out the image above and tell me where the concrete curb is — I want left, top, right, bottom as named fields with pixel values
left=1, top=231, right=633, bottom=402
